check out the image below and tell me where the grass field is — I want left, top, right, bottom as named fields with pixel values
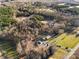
left=48, top=33, right=79, bottom=59
left=48, top=48, right=68, bottom=59
left=48, top=33, right=79, bottom=48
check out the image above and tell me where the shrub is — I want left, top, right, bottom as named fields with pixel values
left=30, top=15, right=44, bottom=21
left=0, top=7, right=15, bottom=29
left=0, top=7, right=13, bottom=16
left=0, top=16, right=15, bottom=27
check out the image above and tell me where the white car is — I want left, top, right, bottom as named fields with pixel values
left=37, top=41, right=49, bottom=47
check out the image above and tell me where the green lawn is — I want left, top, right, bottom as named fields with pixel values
left=48, top=48, right=68, bottom=59
left=48, top=33, right=79, bottom=48
left=48, top=33, right=79, bottom=59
